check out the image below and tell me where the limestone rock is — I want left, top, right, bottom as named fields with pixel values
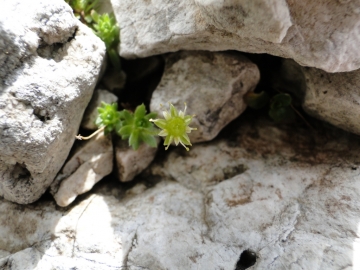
left=0, top=0, right=106, bottom=204
left=112, top=0, right=360, bottom=72
left=115, top=138, right=158, bottom=182
left=81, top=89, right=119, bottom=130
left=1, top=116, right=360, bottom=269
left=150, top=51, right=260, bottom=143
left=279, top=59, right=360, bottom=137
left=0, top=0, right=77, bottom=80
left=51, top=133, right=113, bottom=207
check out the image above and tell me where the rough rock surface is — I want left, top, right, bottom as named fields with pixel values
left=112, top=0, right=360, bottom=72
left=150, top=51, right=260, bottom=143
left=51, top=133, right=113, bottom=207
left=0, top=0, right=106, bottom=204
left=81, top=89, right=118, bottom=130
left=278, top=59, right=360, bottom=137
left=115, top=138, right=158, bottom=182
left=1, top=116, right=360, bottom=269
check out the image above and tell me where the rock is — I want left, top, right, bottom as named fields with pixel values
left=145, top=116, right=360, bottom=269
left=150, top=51, right=260, bottom=143
left=0, top=0, right=77, bottom=81
left=279, top=59, right=360, bottom=137
left=51, top=133, right=113, bottom=207
left=115, top=138, right=158, bottom=182
left=0, top=0, right=106, bottom=204
left=1, top=116, right=360, bottom=269
left=81, top=89, right=119, bottom=130
left=112, top=0, right=360, bottom=72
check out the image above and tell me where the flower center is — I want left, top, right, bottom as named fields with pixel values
left=167, top=117, right=186, bottom=137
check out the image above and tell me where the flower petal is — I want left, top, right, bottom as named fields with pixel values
left=169, top=104, right=178, bottom=117
left=164, top=135, right=173, bottom=148
left=179, top=141, right=189, bottom=151
left=186, top=126, right=197, bottom=133
left=163, top=111, right=171, bottom=120
left=180, top=133, right=191, bottom=145
left=150, top=119, right=167, bottom=129
left=184, top=115, right=193, bottom=124
left=174, top=136, right=180, bottom=145
left=158, top=129, right=168, bottom=136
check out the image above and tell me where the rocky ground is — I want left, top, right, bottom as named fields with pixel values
left=1, top=0, right=360, bottom=269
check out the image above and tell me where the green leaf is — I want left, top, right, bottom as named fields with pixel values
left=90, top=10, right=99, bottom=23
left=269, top=106, right=295, bottom=123
left=141, top=133, right=157, bottom=148
left=244, top=91, right=270, bottom=109
left=270, top=93, right=292, bottom=109
left=118, top=125, right=132, bottom=138
left=129, top=130, right=140, bottom=150
left=134, top=104, right=146, bottom=120
left=122, top=110, right=134, bottom=124
left=144, top=112, right=157, bottom=121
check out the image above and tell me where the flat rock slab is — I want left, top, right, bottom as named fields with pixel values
left=112, top=0, right=360, bottom=72
left=0, top=115, right=359, bottom=269
left=150, top=51, right=260, bottom=144
left=0, top=0, right=105, bottom=204
left=51, top=133, right=113, bottom=207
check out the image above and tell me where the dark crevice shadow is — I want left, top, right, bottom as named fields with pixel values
left=235, top=249, right=257, bottom=270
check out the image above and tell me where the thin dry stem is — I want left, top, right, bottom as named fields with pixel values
left=75, top=126, right=105, bottom=140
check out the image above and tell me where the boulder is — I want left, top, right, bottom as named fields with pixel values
left=112, top=0, right=360, bottom=72
left=0, top=0, right=106, bottom=204
left=150, top=51, right=260, bottom=143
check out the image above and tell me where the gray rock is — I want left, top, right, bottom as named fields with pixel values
left=115, top=138, right=158, bottom=182
left=1, top=116, right=360, bottom=269
left=279, top=59, right=360, bottom=137
left=112, top=0, right=360, bottom=72
left=0, top=0, right=77, bottom=81
left=81, top=89, right=119, bottom=130
left=0, top=0, right=106, bottom=204
left=150, top=51, right=259, bottom=144
left=51, top=133, right=113, bottom=207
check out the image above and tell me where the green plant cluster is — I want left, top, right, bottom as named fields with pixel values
left=91, top=12, right=121, bottom=70
left=96, top=103, right=158, bottom=150
left=244, top=91, right=295, bottom=122
left=65, top=0, right=99, bottom=24
left=65, top=0, right=121, bottom=70
left=77, top=102, right=198, bottom=151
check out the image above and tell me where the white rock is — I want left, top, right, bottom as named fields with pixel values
left=1, top=116, right=359, bottom=269
left=115, top=138, right=158, bottom=182
left=279, top=59, right=360, bottom=137
left=51, top=133, right=113, bottom=207
left=150, top=51, right=260, bottom=143
left=112, top=0, right=360, bottom=72
left=0, top=0, right=77, bottom=79
left=81, top=89, right=119, bottom=130
left=0, top=0, right=106, bottom=204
